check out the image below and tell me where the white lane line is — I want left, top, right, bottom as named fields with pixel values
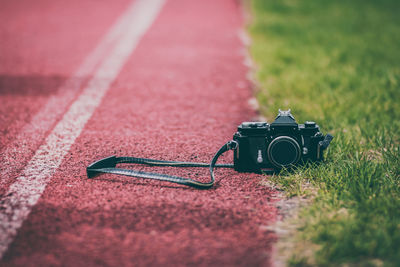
left=0, top=0, right=165, bottom=258
left=0, top=0, right=157, bottom=190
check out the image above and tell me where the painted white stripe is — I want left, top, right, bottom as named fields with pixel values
left=0, top=0, right=165, bottom=258
left=0, top=0, right=159, bottom=190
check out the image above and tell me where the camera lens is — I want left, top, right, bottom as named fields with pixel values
left=267, top=136, right=301, bottom=169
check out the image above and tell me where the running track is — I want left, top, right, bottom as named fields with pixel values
left=0, top=0, right=278, bottom=266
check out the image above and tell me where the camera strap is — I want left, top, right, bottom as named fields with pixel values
left=86, top=140, right=238, bottom=189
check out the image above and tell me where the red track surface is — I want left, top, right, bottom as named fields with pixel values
left=0, top=0, right=278, bottom=266
left=0, top=0, right=132, bottom=195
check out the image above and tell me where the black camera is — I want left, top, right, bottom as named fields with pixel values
left=233, top=109, right=333, bottom=172
left=87, top=109, right=333, bottom=189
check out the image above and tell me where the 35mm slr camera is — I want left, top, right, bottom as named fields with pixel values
left=233, top=109, right=333, bottom=172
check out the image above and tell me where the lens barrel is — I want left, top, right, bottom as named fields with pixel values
left=267, top=136, right=301, bottom=169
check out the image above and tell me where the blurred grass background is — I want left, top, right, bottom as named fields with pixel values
left=249, top=0, right=400, bottom=265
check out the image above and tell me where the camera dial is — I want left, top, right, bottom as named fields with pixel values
left=304, top=121, right=316, bottom=128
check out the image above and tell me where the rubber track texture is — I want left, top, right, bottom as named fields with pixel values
left=0, top=0, right=133, bottom=195
left=0, top=0, right=278, bottom=266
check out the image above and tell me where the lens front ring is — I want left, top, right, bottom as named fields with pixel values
left=267, top=136, right=301, bottom=169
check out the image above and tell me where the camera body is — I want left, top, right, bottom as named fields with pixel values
left=233, top=110, right=332, bottom=172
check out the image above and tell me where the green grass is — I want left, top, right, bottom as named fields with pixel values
left=248, top=0, right=400, bottom=266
